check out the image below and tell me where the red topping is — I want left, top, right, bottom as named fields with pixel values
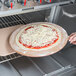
left=19, top=25, right=59, bottom=49
left=42, top=25, right=49, bottom=27
left=25, top=26, right=34, bottom=31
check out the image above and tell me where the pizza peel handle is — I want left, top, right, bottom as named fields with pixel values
left=9, top=22, right=69, bottom=57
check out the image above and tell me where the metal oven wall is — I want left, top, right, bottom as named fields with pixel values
left=0, top=1, right=76, bottom=76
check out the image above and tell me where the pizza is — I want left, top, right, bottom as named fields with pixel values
left=9, top=22, right=68, bottom=57
left=16, top=24, right=61, bottom=51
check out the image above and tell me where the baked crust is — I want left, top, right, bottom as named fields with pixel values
left=9, top=22, right=68, bottom=57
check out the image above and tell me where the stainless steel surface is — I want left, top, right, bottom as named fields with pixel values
left=0, top=2, right=76, bottom=76
left=48, top=5, right=61, bottom=23
left=10, top=56, right=71, bottom=76
left=0, top=53, right=22, bottom=64
left=62, top=8, right=76, bottom=18
left=48, top=6, right=57, bottom=22
left=0, top=0, right=73, bottom=17
left=56, top=3, right=76, bottom=66
left=10, top=57, right=44, bottom=76
left=0, top=62, right=21, bottom=76
left=48, top=66, right=76, bottom=76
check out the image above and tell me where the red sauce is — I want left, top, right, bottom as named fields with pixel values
left=42, top=25, right=49, bottom=27
left=25, top=26, right=34, bottom=31
left=19, top=25, right=59, bottom=49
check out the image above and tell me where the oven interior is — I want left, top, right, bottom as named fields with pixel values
left=0, top=0, right=76, bottom=76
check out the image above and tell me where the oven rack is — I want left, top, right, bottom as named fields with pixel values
left=0, top=12, right=45, bottom=28
left=0, top=15, right=28, bottom=28
left=0, top=11, right=45, bottom=63
left=0, top=53, right=22, bottom=64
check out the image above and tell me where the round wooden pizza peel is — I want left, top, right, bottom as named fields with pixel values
left=9, top=22, right=69, bottom=57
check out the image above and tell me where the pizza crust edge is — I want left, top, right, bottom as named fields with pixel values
left=9, top=22, right=68, bottom=57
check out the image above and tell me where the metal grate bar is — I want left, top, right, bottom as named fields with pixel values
left=28, top=57, right=45, bottom=75
left=0, top=53, right=22, bottom=64
left=50, top=56, right=63, bottom=67
left=18, top=15, right=29, bottom=24
left=14, top=15, right=23, bottom=24
left=0, top=18, right=8, bottom=27
left=0, top=15, right=26, bottom=28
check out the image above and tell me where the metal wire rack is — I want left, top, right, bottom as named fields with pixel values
left=0, top=11, right=45, bottom=28
left=0, top=53, right=22, bottom=64
left=0, top=11, right=45, bottom=63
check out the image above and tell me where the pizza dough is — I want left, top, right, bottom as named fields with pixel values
left=9, top=22, right=69, bottom=57
left=16, top=24, right=61, bottom=51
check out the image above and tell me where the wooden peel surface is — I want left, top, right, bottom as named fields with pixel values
left=0, top=25, right=22, bottom=56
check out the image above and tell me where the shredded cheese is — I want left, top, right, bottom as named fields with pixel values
left=16, top=24, right=61, bottom=51
left=21, top=25, right=58, bottom=47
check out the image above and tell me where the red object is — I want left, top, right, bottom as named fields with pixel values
left=11, top=2, right=13, bottom=9
left=24, top=0, right=26, bottom=6
left=25, top=26, right=34, bottom=31
left=50, top=0, right=51, bottom=2
left=19, top=25, right=59, bottom=49
left=19, top=37, right=59, bottom=49
left=40, top=0, right=42, bottom=4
